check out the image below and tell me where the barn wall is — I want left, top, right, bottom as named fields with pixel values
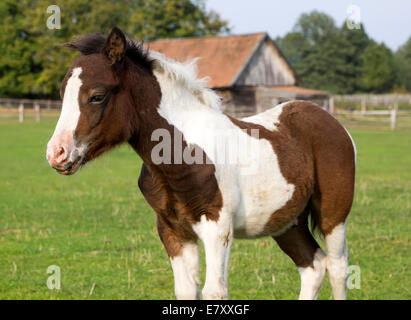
left=235, top=39, right=297, bottom=87
left=255, top=87, right=296, bottom=113
left=256, top=87, right=330, bottom=111
left=216, top=87, right=257, bottom=118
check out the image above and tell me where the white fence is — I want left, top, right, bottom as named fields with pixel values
left=332, top=94, right=411, bottom=130
left=333, top=94, right=411, bottom=110
left=0, top=98, right=61, bottom=123
left=2, top=96, right=411, bottom=130
left=334, top=108, right=399, bottom=131
left=0, top=98, right=61, bottom=109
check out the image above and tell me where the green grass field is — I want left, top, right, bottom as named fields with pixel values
left=0, top=113, right=410, bottom=300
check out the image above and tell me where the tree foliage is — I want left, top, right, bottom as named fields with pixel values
left=395, top=36, right=411, bottom=92
left=129, top=0, right=229, bottom=40
left=0, top=0, right=229, bottom=98
left=1, top=5, right=410, bottom=98
left=359, top=41, right=397, bottom=93
left=276, top=11, right=359, bottom=93
left=276, top=11, right=409, bottom=94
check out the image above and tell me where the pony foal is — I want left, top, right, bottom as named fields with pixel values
left=46, top=27, right=356, bottom=300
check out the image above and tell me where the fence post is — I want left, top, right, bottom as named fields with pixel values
left=18, top=103, right=24, bottom=123
left=361, top=97, right=366, bottom=114
left=34, top=103, right=41, bottom=122
left=390, top=105, right=397, bottom=131
left=329, top=96, right=334, bottom=113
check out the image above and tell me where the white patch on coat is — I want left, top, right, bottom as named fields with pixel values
left=297, top=248, right=327, bottom=300
left=325, top=222, right=349, bottom=300
left=192, top=213, right=232, bottom=300
left=151, top=53, right=295, bottom=238
left=242, top=102, right=290, bottom=131
left=170, top=243, right=200, bottom=300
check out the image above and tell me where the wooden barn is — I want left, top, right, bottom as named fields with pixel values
left=148, top=33, right=331, bottom=117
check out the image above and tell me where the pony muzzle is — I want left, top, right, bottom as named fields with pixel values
left=46, top=132, right=85, bottom=175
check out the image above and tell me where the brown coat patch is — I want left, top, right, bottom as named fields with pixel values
left=229, top=101, right=355, bottom=236
left=273, top=207, right=319, bottom=268
left=277, top=101, right=355, bottom=235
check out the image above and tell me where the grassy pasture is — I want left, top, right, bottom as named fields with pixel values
left=0, top=112, right=410, bottom=300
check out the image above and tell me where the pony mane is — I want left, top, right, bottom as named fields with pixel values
left=63, top=33, right=153, bottom=71
left=148, top=50, right=222, bottom=112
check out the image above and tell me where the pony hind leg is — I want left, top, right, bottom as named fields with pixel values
left=324, top=222, right=349, bottom=300
left=308, top=119, right=355, bottom=300
left=273, top=210, right=327, bottom=300
left=311, top=190, right=352, bottom=300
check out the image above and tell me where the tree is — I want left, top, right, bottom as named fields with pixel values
left=276, top=11, right=358, bottom=93
left=128, top=0, right=229, bottom=40
left=359, top=41, right=396, bottom=93
left=275, top=11, right=401, bottom=94
left=395, top=36, right=411, bottom=92
left=339, top=22, right=371, bottom=92
left=20, top=0, right=133, bottom=97
left=0, top=0, right=41, bottom=97
left=275, top=32, right=308, bottom=66
left=0, top=0, right=230, bottom=98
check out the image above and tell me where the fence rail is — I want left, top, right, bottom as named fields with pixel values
left=0, top=98, right=61, bottom=109
left=333, top=94, right=411, bottom=110
left=2, top=96, right=411, bottom=130
left=334, top=109, right=411, bottom=131
left=334, top=109, right=399, bottom=130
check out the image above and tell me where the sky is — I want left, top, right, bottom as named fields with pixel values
left=206, top=0, right=411, bottom=51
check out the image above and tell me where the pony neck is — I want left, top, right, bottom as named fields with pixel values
left=129, top=53, right=226, bottom=167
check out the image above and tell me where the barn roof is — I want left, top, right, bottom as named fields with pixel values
left=147, top=33, right=298, bottom=88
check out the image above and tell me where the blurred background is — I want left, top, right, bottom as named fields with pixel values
left=1, top=0, right=411, bottom=129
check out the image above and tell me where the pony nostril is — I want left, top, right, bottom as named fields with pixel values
left=55, top=146, right=67, bottom=163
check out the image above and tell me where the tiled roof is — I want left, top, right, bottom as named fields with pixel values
left=147, top=33, right=266, bottom=88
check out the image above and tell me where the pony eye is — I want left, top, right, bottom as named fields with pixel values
left=88, top=95, right=106, bottom=104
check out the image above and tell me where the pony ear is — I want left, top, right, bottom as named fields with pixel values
left=104, top=27, right=127, bottom=65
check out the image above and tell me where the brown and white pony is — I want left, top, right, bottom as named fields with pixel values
left=46, top=27, right=356, bottom=300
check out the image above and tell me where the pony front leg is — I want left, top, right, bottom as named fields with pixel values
left=157, top=217, right=200, bottom=300
left=170, top=242, right=201, bottom=300
left=193, top=213, right=233, bottom=300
